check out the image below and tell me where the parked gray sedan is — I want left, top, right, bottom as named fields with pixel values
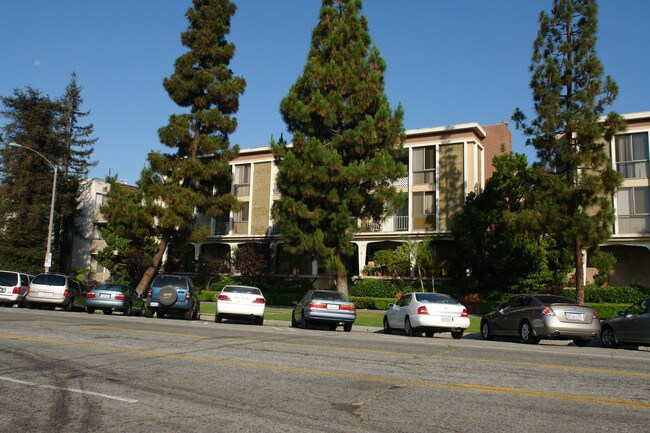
left=86, top=284, right=145, bottom=315
left=292, top=289, right=356, bottom=332
left=480, top=294, right=601, bottom=346
left=600, top=299, right=650, bottom=348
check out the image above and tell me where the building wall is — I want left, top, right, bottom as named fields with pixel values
left=438, top=142, right=464, bottom=231
left=481, top=123, right=512, bottom=179
left=251, top=162, right=272, bottom=235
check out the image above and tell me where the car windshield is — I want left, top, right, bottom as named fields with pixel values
left=96, top=284, right=127, bottom=292
left=311, top=290, right=347, bottom=301
left=415, top=293, right=458, bottom=304
left=222, top=286, right=261, bottom=295
left=535, top=295, right=574, bottom=305
left=0, top=271, right=17, bottom=286
left=153, top=276, right=188, bottom=289
left=32, top=274, right=66, bottom=286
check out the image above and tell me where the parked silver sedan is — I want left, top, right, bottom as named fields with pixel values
left=292, top=290, right=356, bottom=332
left=480, top=294, right=601, bottom=346
left=86, top=284, right=145, bottom=315
left=600, top=299, right=650, bottom=348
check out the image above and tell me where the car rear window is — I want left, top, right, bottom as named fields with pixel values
left=535, top=295, right=574, bottom=305
left=311, top=290, right=347, bottom=301
left=152, top=275, right=189, bottom=289
left=0, top=271, right=18, bottom=286
left=96, top=284, right=127, bottom=292
left=32, top=274, right=66, bottom=286
left=415, top=293, right=458, bottom=304
left=222, top=286, right=261, bottom=295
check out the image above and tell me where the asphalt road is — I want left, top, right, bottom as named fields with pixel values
left=0, top=307, right=648, bottom=433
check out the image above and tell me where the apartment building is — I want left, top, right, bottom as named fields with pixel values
left=600, top=111, right=650, bottom=286
left=197, top=121, right=512, bottom=278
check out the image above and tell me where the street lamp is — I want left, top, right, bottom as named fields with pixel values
left=8, top=142, right=58, bottom=273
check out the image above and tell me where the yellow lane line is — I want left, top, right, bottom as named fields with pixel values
left=1, top=332, right=649, bottom=410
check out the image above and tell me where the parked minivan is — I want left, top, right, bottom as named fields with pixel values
left=0, top=270, right=33, bottom=307
left=26, top=273, right=86, bottom=311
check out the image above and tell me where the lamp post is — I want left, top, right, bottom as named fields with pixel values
left=8, top=142, right=58, bottom=273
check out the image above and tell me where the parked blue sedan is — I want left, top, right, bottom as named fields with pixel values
left=86, top=284, right=145, bottom=315
left=291, top=289, right=356, bottom=332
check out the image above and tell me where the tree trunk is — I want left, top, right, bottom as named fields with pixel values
left=135, top=237, right=168, bottom=295
left=335, top=252, right=349, bottom=298
left=575, top=236, right=584, bottom=304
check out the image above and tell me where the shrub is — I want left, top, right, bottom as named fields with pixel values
left=197, top=290, right=218, bottom=302
left=563, top=285, right=649, bottom=304
left=267, top=293, right=302, bottom=306
left=350, top=279, right=422, bottom=298
left=349, top=296, right=396, bottom=310
left=586, top=303, right=630, bottom=319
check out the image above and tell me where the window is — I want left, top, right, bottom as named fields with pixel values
left=413, top=192, right=435, bottom=216
left=616, top=132, right=649, bottom=178
left=234, top=164, right=251, bottom=196
left=412, top=146, right=435, bottom=184
left=95, top=192, right=107, bottom=209
left=234, top=202, right=249, bottom=223
left=617, top=187, right=650, bottom=233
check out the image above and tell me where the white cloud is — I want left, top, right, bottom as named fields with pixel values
left=33, top=60, right=41, bottom=66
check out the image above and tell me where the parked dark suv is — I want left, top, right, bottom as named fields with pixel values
left=146, top=274, right=200, bottom=320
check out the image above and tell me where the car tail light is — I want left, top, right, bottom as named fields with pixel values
left=26, top=286, right=31, bottom=294
left=461, top=308, right=468, bottom=318
left=541, top=307, right=555, bottom=316
left=86, top=292, right=96, bottom=299
left=12, top=287, right=21, bottom=294
left=593, top=310, right=600, bottom=319
left=417, top=306, right=429, bottom=315
left=64, top=289, right=69, bottom=297
left=308, top=302, right=327, bottom=309
left=217, top=294, right=230, bottom=301
left=115, top=294, right=126, bottom=301
left=185, top=291, right=191, bottom=301
left=253, top=297, right=265, bottom=304
left=340, top=304, right=356, bottom=312
left=147, top=290, right=152, bottom=298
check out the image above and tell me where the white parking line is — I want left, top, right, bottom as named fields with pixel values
left=0, top=376, right=138, bottom=403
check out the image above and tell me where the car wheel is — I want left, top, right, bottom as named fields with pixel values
left=184, top=308, right=193, bottom=321
left=329, top=324, right=337, bottom=331
left=64, top=298, right=74, bottom=312
left=480, top=319, right=493, bottom=340
left=343, top=322, right=352, bottom=332
left=256, top=317, right=264, bottom=326
left=215, top=313, right=223, bottom=323
left=124, top=303, right=132, bottom=316
left=291, top=312, right=298, bottom=328
left=404, top=317, right=415, bottom=337
left=383, top=317, right=393, bottom=334
left=519, top=320, right=540, bottom=344
left=157, top=310, right=166, bottom=319
left=425, top=330, right=434, bottom=338
left=451, top=330, right=464, bottom=340
left=102, top=308, right=113, bottom=315
left=18, top=298, right=27, bottom=308
left=27, top=302, right=36, bottom=309
left=573, top=338, right=590, bottom=347
left=600, top=325, right=619, bottom=349
left=145, top=308, right=153, bottom=318
left=87, top=307, right=95, bottom=314
left=300, top=311, right=309, bottom=329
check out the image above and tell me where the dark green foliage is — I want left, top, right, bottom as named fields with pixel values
left=563, top=284, right=649, bottom=304
left=95, top=225, right=156, bottom=286
left=197, top=290, right=218, bottom=302
left=349, top=296, right=395, bottom=310
left=588, top=249, right=616, bottom=286
left=272, top=0, right=406, bottom=296
left=0, top=82, right=96, bottom=274
left=451, top=153, right=569, bottom=295
left=350, top=278, right=417, bottom=298
left=512, top=0, right=625, bottom=303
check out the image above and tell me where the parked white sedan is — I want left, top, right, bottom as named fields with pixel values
left=384, top=292, right=470, bottom=339
left=215, top=285, right=265, bottom=325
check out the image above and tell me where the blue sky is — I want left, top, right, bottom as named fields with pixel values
left=2, top=1, right=648, bottom=184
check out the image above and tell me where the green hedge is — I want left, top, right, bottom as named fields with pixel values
left=563, top=285, right=649, bottom=304
left=349, top=296, right=395, bottom=310
left=197, top=290, right=218, bottom=302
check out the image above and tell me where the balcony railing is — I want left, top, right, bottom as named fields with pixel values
left=364, top=215, right=409, bottom=233
left=213, top=221, right=231, bottom=236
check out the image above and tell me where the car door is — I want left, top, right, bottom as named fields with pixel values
left=396, top=294, right=412, bottom=328
left=615, top=301, right=648, bottom=343
left=386, top=296, right=406, bottom=329
left=490, top=297, right=516, bottom=335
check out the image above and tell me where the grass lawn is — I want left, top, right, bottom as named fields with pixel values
left=201, top=303, right=480, bottom=333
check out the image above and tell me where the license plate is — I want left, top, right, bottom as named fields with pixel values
left=40, top=292, right=53, bottom=297
left=100, top=293, right=110, bottom=299
left=326, top=304, right=339, bottom=310
left=566, top=313, right=583, bottom=321
left=150, top=301, right=159, bottom=307
left=441, top=316, right=452, bottom=322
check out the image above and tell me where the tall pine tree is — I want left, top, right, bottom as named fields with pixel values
left=272, top=0, right=405, bottom=296
left=134, top=0, right=245, bottom=294
left=0, top=88, right=63, bottom=273
left=513, top=0, right=625, bottom=303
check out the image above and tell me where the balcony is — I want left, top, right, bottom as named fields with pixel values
left=212, top=221, right=231, bottom=236
left=362, top=215, right=409, bottom=233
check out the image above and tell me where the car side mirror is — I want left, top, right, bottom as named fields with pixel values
left=498, top=308, right=505, bottom=315
left=292, top=300, right=299, bottom=306
left=618, top=311, right=626, bottom=316
left=387, top=303, right=394, bottom=309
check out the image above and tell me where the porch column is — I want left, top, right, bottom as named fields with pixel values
left=355, top=241, right=368, bottom=276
